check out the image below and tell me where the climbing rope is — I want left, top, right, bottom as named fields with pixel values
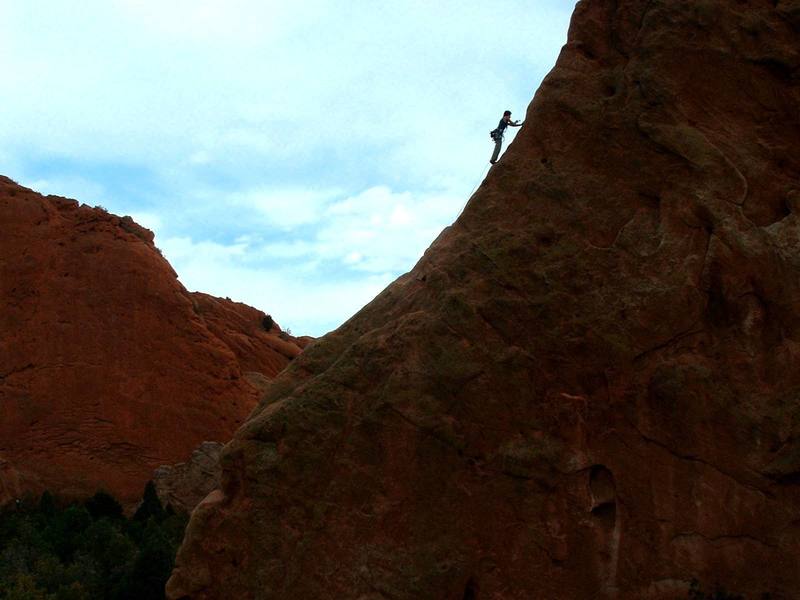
left=454, top=161, right=492, bottom=222
left=466, top=162, right=491, bottom=201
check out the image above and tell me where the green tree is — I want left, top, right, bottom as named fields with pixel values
left=4, top=573, right=49, bottom=600
left=116, top=523, right=174, bottom=600
left=78, top=518, right=135, bottom=596
left=84, top=492, right=123, bottom=521
left=47, top=505, right=91, bottom=561
left=0, top=487, right=188, bottom=600
left=38, top=492, right=56, bottom=517
left=53, top=581, right=90, bottom=600
left=133, top=482, right=164, bottom=523
left=30, top=553, right=74, bottom=594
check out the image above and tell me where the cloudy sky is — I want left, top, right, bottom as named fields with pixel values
left=1, top=0, right=574, bottom=336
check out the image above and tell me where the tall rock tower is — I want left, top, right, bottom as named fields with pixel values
left=168, top=1, right=800, bottom=598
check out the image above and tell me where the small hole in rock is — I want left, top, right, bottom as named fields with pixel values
left=591, top=501, right=616, bottom=521
left=778, top=472, right=800, bottom=486
left=578, top=43, right=597, bottom=60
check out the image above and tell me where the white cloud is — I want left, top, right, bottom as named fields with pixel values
left=309, top=185, right=461, bottom=273
left=259, top=240, right=317, bottom=259
left=160, top=237, right=249, bottom=262
left=231, top=187, right=342, bottom=229
left=390, top=204, right=412, bottom=226
left=154, top=181, right=464, bottom=335
left=114, top=0, right=316, bottom=45
left=0, top=0, right=569, bottom=177
left=2, top=0, right=574, bottom=335
left=188, top=151, right=212, bottom=166
left=159, top=233, right=396, bottom=336
left=128, top=211, right=163, bottom=232
left=27, top=176, right=107, bottom=206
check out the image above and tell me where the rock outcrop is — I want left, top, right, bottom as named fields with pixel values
left=0, top=178, right=304, bottom=505
left=153, top=442, right=224, bottom=513
left=168, top=1, right=800, bottom=598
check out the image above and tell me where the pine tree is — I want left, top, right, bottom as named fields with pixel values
left=85, top=491, right=123, bottom=521
left=133, top=481, right=164, bottom=522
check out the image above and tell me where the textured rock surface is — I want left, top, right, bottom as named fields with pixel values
left=0, top=178, right=304, bottom=504
left=168, top=1, right=800, bottom=598
left=153, top=442, right=224, bottom=513
left=188, top=293, right=304, bottom=374
left=0, top=456, right=27, bottom=506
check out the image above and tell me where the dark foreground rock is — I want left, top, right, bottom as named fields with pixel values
left=168, top=1, right=800, bottom=598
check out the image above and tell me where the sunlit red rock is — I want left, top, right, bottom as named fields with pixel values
left=0, top=177, right=304, bottom=505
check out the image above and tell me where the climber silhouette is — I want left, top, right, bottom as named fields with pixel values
left=489, top=110, right=522, bottom=164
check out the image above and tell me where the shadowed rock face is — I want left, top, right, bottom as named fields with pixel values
left=168, top=1, right=800, bottom=598
left=153, top=442, right=224, bottom=513
left=0, top=178, right=304, bottom=505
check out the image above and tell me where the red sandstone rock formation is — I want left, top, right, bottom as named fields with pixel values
left=0, top=177, right=304, bottom=505
left=188, top=293, right=303, bottom=374
left=168, top=1, right=800, bottom=598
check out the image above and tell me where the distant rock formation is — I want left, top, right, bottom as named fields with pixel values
left=0, top=176, right=305, bottom=505
left=167, top=0, right=800, bottom=598
left=153, top=442, right=223, bottom=513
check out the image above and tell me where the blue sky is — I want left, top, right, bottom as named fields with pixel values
left=1, top=0, right=574, bottom=336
